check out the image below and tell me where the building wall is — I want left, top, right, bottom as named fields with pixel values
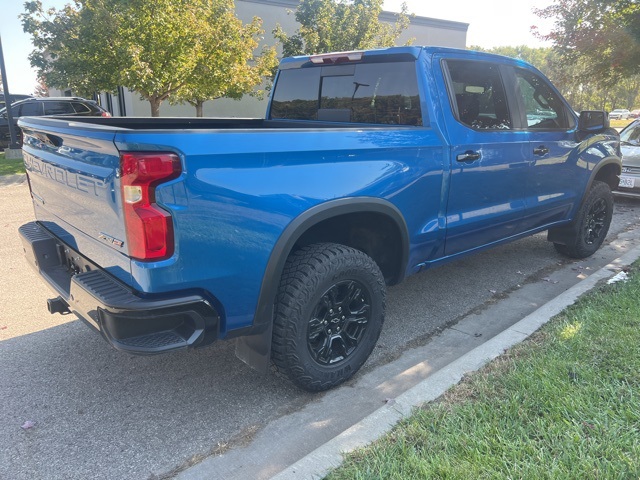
left=53, top=0, right=468, bottom=118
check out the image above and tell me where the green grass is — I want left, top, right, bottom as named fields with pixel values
left=0, top=152, right=26, bottom=176
left=327, top=266, right=640, bottom=479
left=610, top=118, right=634, bottom=129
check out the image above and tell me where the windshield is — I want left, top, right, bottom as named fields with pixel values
left=621, top=122, right=640, bottom=145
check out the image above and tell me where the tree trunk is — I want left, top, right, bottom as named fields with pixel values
left=149, top=96, right=162, bottom=117
left=196, top=100, right=204, bottom=117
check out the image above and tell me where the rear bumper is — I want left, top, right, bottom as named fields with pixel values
left=19, top=221, right=220, bottom=354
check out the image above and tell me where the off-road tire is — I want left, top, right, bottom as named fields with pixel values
left=554, top=180, right=613, bottom=259
left=271, top=243, right=386, bottom=392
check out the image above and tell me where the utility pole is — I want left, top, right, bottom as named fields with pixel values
left=0, top=34, right=22, bottom=154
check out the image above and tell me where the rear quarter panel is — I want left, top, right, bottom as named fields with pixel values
left=115, top=128, right=447, bottom=334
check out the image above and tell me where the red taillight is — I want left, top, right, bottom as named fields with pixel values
left=101, top=111, right=112, bottom=117
left=120, top=152, right=181, bottom=261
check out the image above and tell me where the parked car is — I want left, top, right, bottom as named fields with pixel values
left=609, top=109, right=632, bottom=120
left=630, top=109, right=640, bottom=118
left=0, top=97, right=111, bottom=148
left=0, top=93, right=33, bottom=110
left=614, top=118, right=640, bottom=198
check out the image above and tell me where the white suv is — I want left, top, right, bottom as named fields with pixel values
left=609, top=109, right=631, bottom=120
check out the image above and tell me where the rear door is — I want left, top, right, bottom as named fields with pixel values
left=437, top=57, right=530, bottom=256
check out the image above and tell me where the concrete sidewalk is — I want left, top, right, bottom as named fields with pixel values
left=178, top=237, right=640, bottom=480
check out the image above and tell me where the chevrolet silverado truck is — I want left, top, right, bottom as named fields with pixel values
left=18, top=46, right=621, bottom=391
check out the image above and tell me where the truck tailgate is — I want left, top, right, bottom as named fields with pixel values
left=20, top=118, right=131, bottom=282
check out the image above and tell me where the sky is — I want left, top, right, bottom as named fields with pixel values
left=1, top=0, right=554, bottom=96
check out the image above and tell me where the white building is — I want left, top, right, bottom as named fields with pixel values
left=53, top=0, right=468, bottom=117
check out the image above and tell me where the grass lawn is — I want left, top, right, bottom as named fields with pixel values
left=610, top=118, right=634, bottom=129
left=0, top=152, right=26, bottom=176
left=327, top=265, right=640, bottom=479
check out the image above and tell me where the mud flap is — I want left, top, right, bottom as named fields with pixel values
left=235, top=320, right=273, bottom=374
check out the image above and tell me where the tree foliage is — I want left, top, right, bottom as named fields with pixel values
left=171, top=0, right=277, bottom=116
left=274, top=0, right=411, bottom=58
left=474, top=45, right=640, bottom=111
left=33, top=77, right=49, bottom=97
left=22, top=0, right=275, bottom=116
left=534, top=0, right=640, bottom=82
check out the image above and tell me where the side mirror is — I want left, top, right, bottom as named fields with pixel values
left=578, top=110, right=610, bottom=132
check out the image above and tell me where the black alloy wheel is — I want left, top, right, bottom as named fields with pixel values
left=307, top=280, right=371, bottom=366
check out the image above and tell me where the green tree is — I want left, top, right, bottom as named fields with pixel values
left=22, top=0, right=274, bottom=117
left=274, top=0, right=410, bottom=58
left=22, top=1, right=121, bottom=98
left=471, top=45, right=554, bottom=74
left=534, top=0, right=640, bottom=82
left=172, top=0, right=277, bottom=117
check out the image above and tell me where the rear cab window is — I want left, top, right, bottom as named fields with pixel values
left=270, top=61, right=423, bottom=126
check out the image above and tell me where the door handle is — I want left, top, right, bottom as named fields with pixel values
left=456, top=151, right=481, bottom=163
left=533, top=145, right=549, bottom=156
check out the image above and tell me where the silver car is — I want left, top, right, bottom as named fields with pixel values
left=610, top=108, right=631, bottom=120
left=614, top=119, right=640, bottom=198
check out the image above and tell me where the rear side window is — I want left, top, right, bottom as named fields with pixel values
left=445, top=60, right=511, bottom=130
left=71, top=102, right=92, bottom=114
left=43, top=101, right=76, bottom=115
left=270, top=61, right=422, bottom=126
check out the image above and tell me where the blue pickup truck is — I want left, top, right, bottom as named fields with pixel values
left=18, top=46, right=621, bottom=391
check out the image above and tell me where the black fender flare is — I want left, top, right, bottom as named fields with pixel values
left=235, top=197, right=410, bottom=372
left=583, top=156, right=622, bottom=196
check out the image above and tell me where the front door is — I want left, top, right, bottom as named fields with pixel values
left=513, top=67, right=583, bottom=230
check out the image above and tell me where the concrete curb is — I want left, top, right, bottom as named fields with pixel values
left=272, top=245, right=640, bottom=480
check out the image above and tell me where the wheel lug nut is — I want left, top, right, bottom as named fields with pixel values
left=329, top=309, right=333, bottom=314
left=342, top=316, right=345, bottom=320
left=328, top=329, right=332, bottom=334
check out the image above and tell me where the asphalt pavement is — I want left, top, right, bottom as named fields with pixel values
left=1, top=176, right=640, bottom=480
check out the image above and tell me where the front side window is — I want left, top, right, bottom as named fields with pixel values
left=515, top=68, right=573, bottom=130
left=270, top=61, right=422, bottom=126
left=445, top=60, right=511, bottom=130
